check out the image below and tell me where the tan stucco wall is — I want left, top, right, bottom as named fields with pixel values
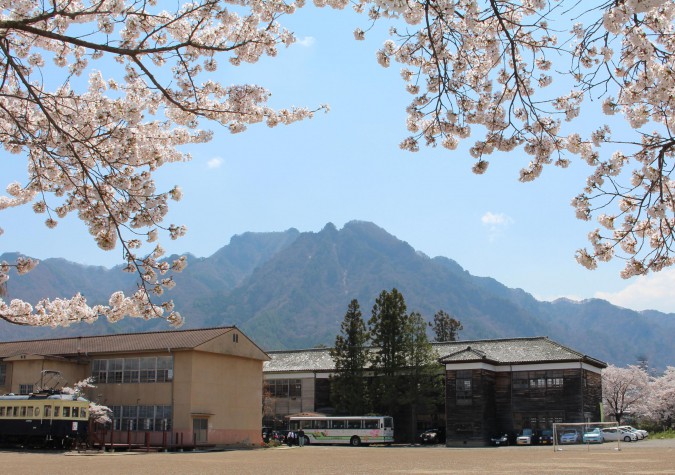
left=172, top=350, right=264, bottom=446
left=3, top=357, right=88, bottom=393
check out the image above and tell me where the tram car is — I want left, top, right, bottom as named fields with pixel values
left=0, top=391, right=89, bottom=448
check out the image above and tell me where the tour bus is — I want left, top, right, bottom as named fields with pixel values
left=287, top=415, right=394, bottom=446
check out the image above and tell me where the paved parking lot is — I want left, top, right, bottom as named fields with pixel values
left=1, top=438, right=674, bottom=474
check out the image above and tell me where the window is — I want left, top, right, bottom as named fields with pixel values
left=0, top=363, right=6, bottom=386
left=92, top=357, right=173, bottom=384
left=364, top=419, right=379, bottom=429
left=529, top=371, right=546, bottom=390
left=109, top=405, right=172, bottom=431
left=123, top=358, right=139, bottom=383
left=44, top=405, right=51, bottom=417
left=547, top=371, right=564, bottom=388
left=512, top=372, right=529, bottom=390
left=19, top=384, right=34, bottom=395
left=347, top=419, right=361, bottom=429
left=0, top=407, right=5, bottom=416
left=62, top=407, right=70, bottom=417
left=331, top=419, right=346, bottom=429
left=266, top=379, right=302, bottom=398
left=456, top=370, right=472, bottom=405
left=26, top=406, right=34, bottom=417
left=72, top=407, right=79, bottom=418
left=54, top=406, right=60, bottom=417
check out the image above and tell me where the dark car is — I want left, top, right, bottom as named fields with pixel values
left=490, top=434, right=510, bottom=446
left=539, top=429, right=553, bottom=445
left=418, top=428, right=446, bottom=444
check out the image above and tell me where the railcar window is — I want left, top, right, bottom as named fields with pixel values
left=72, top=407, right=79, bottom=418
left=44, top=406, right=51, bottom=417
left=20, top=406, right=27, bottom=417
left=54, top=406, right=60, bottom=417
left=12, top=407, right=18, bottom=417
left=34, top=407, right=40, bottom=417
left=27, top=406, right=34, bottom=417
left=63, top=407, right=71, bottom=417
left=0, top=407, right=5, bottom=416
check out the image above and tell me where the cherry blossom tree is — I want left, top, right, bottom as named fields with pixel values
left=62, top=377, right=112, bottom=424
left=602, top=364, right=650, bottom=425
left=0, top=0, right=324, bottom=327
left=3, top=0, right=675, bottom=330
left=340, top=0, right=675, bottom=277
left=645, top=366, right=675, bottom=429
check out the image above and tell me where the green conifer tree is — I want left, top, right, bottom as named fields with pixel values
left=330, top=299, right=370, bottom=415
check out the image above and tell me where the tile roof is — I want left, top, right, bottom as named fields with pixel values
left=435, top=337, right=606, bottom=367
left=0, top=327, right=237, bottom=358
left=263, top=337, right=606, bottom=373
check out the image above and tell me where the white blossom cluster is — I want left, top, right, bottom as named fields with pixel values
left=61, top=377, right=112, bottom=424
left=326, top=0, right=675, bottom=278
left=0, top=0, right=324, bottom=328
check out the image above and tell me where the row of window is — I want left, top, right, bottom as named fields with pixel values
left=107, top=405, right=172, bottom=431
left=512, top=371, right=564, bottom=390
left=265, top=379, right=302, bottom=398
left=92, top=357, right=173, bottom=384
left=0, top=404, right=87, bottom=419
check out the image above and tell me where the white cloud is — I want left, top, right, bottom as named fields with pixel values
left=481, top=211, right=514, bottom=241
left=595, top=268, right=675, bottom=314
left=296, top=36, right=315, bottom=47
left=207, top=157, right=223, bottom=169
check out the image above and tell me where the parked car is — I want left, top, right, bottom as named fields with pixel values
left=619, top=425, right=648, bottom=439
left=539, top=429, right=554, bottom=445
left=418, top=428, right=446, bottom=444
left=490, top=433, right=510, bottom=446
left=601, top=427, right=638, bottom=442
left=560, top=429, right=580, bottom=444
left=517, top=428, right=535, bottom=445
left=582, top=428, right=604, bottom=444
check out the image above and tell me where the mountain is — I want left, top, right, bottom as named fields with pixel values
left=1, top=221, right=674, bottom=371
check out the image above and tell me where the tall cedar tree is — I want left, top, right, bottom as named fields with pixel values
left=368, top=288, right=410, bottom=417
left=429, top=310, right=463, bottom=342
left=403, top=312, right=445, bottom=437
left=330, top=299, right=370, bottom=415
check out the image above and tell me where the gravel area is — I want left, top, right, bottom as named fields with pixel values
left=2, top=438, right=674, bottom=474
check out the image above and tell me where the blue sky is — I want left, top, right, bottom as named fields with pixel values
left=3, top=5, right=675, bottom=314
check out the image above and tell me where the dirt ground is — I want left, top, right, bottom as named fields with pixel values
left=2, top=438, right=674, bottom=475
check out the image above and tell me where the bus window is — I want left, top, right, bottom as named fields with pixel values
left=314, top=419, right=328, bottom=429
left=331, top=419, right=346, bottom=429
left=348, top=419, right=361, bottom=430
left=364, top=419, right=379, bottom=429
left=62, top=407, right=70, bottom=417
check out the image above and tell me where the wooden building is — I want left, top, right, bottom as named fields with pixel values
left=263, top=337, right=606, bottom=446
left=440, top=337, right=606, bottom=446
left=0, top=327, right=269, bottom=448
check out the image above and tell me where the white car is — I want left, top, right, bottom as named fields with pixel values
left=601, top=427, right=638, bottom=442
left=517, top=428, right=534, bottom=445
left=619, top=425, right=648, bottom=439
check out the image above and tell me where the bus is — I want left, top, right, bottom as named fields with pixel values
left=287, top=415, right=394, bottom=446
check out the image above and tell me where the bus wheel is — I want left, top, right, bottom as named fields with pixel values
left=350, top=436, right=361, bottom=447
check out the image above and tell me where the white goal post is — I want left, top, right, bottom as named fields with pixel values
left=553, top=422, right=622, bottom=452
